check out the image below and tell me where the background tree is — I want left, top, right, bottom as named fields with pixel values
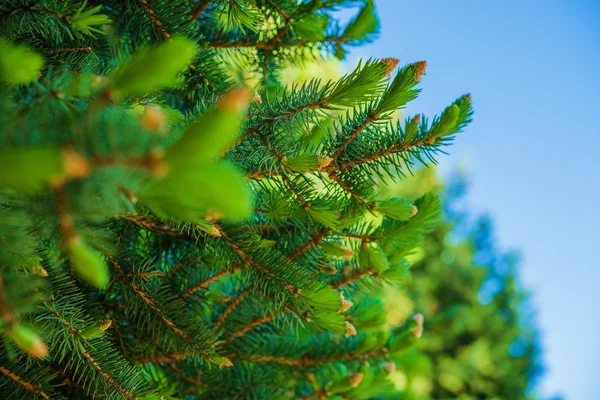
left=380, top=169, right=543, bottom=400
left=0, top=1, right=474, bottom=399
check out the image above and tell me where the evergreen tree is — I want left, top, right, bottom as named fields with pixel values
left=0, top=1, right=472, bottom=399
left=382, top=170, right=542, bottom=400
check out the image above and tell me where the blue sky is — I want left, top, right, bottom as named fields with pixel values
left=344, top=1, right=600, bottom=399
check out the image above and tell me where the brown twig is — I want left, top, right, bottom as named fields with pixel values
left=180, top=264, right=240, bottom=299
left=215, top=287, right=251, bottom=327
left=227, top=311, right=284, bottom=340
left=331, top=109, right=378, bottom=159
left=81, top=350, right=138, bottom=400
left=288, top=229, right=329, bottom=260
left=137, top=0, right=171, bottom=38
left=166, top=257, right=205, bottom=280
left=331, top=267, right=377, bottom=289
left=188, top=0, right=211, bottom=22
left=0, top=366, right=51, bottom=400
left=213, top=225, right=298, bottom=293
left=241, top=347, right=387, bottom=367
left=247, top=136, right=435, bottom=179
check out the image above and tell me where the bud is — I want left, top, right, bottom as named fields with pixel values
left=108, top=36, right=198, bottom=97
left=140, top=105, right=167, bottom=132
left=31, top=266, right=48, bottom=277
left=321, top=242, right=349, bottom=258
left=7, top=324, right=48, bottom=358
left=80, top=319, right=112, bottom=339
left=66, top=237, right=109, bottom=289
left=403, top=114, right=422, bottom=143
left=164, top=87, right=252, bottom=167
left=381, top=57, right=400, bottom=77
left=258, top=239, right=277, bottom=248
left=411, top=313, right=424, bottom=338
left=205, top=209, right=223, bottom=222
left=0, top=40, right=44, bottom=85
left=283, top=154, right=320, bottom=173
left=317, top=155, right=333, bottom=169
left=410, top=205, right=418, bottom=217
left=217, top=87, right=253, bottom=112
left=213, top=356, right=233, bottom=368
left=412, top=61, right=427, bottom=82
left=345, top=321, right=357, bottom=337
left=62, top=148, right=90, bottom=179
left=348, top=372, right=364, bottom=388
left=429, top=104, right=460, bottom=139
left=338, top=291, right=354, bottom=313
left=341, top=247, right=354, bottom=258
left=382, top=361, right=396, bottom=374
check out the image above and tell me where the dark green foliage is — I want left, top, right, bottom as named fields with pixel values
left=0, top=1, right=476, bottom=399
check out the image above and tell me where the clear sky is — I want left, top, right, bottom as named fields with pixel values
left=344, top=1, right=600, bottom=399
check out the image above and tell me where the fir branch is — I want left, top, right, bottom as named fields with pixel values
left=107, top=309, right=129, bottom=358
left=45, top=306, right=140, bottom=399
left=137, top=0, right=171, bottom=38
left=180, top=264, right=240, bottom=298
left=335, top=135, right=432, bottom=171
left=332, top=267, right=377, bottom=289
left=129, top=271, right=165, bottom=278
left=188, top=0, right=212, bottom=22
left=281, top=174, right=311, bottom=209
left=233, top=383, right=259, bottom=400
left=188, top=64, right=218, bottom=93
left=213, top=224, right=299, bottom=293
left=300, top=388, right=329, bottom=400
left=208, top=36, right=349, bottom=50
left=266, top=0, right=291, bottom=22
left=256, top=129, right=313, bottom=209
left=327, top=170, right=369, bottom=204
left=0, top=366, right=51, bottom=400
left=166, top=257, right=205, bottom=280
left=136, top=352, right=190, bottom=364
left=227, top=311, right=284, bottom=340
left=46, top=46, right=92, bottom=54
left=120, top=215, right=191, bottom=239
left=225, top=98, right=328, bottom=155
left=168, top=362, right=203, bottom=391
left=106, top=256, right=212, bottom=359
left=331, top=108, right=378, bottom=159
left=288, top=228, right=329, bottom=260
left=247, top=133, right=443, bottom=179
left=81, top=350, right=139, bottom=400
left=215, top=287, right=252, bottom=327
left=241, top=347, right=387, bottom=366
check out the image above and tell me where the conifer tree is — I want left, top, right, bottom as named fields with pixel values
left=0, top=1, right=472, bottom=398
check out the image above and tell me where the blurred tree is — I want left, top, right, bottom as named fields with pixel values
left=381, top=169, right=543, bottom=400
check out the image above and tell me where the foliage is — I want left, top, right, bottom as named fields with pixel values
left=0, top=1, right=475, bottom=399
